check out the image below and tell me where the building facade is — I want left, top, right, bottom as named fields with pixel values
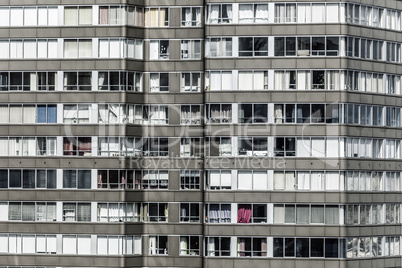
left=0, top=0, right=402, bottom=268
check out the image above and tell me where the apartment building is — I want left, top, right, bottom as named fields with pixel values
left=0, top=0, right=402, bottom=268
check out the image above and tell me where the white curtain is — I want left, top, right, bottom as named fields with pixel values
left=297, top=4, right=311, bottom=23
left=10, top=8, right=23, bottom=26
left=326, top=4, right=339, bottom=23
left=296, top=138, right=310, bottom=157
left=311, top=4, right=325, bottom=23
left=311, top=138, right=325, bottom=158
left=221, top=71, right=232, bottom=90
left=47, top=138, right=57, bottom=155
left=10, top=40, right=22, bottom=58
left=77, top=236, right=91, bottom=254
left=64, top=7, right=78, bottom=25
left=311, top=172, right=323, bottom=190
left=210, top=72, right=221, bottom=90
left=273, top=172, right=284, bottom=190
left=134, top=236, right=141, bottom=254
left=110, top=39, right=120, bottom=58
left=0, top=8, right=9, bottom=26
left=62, top=236, right=77, bottom=254
left=150, top=73, right=159, bottom=92
left=47, top=236, right=57, bottom=253
left=221, top=171, right=232, bottom=188
left=297, top=172, right=310, bottom=190
left=97, top=236, right=108, bottom=254
left=326, top=138, right=339, bottom=157
left=255, top=4, right=268, bottom=23
left=78, top=40, right=92, bottom=58
left=10, top=106, right=22, bottom=123
left=79, top=7, right=92, bottom=25
left=48, top=40, right=57, bottom=58
left=238, top=171, right=252, bottom=190
left=254, top=71, right=265, bottom=90
left=108, top=236, right=120, bottom=255
left=253, top=171, right=267, bottom=190
left=23, top=138, right=36, bottom=156
left=24, top=8, right=37, bottom=26
left=208, top=5, right=220, bottom=24
left=37, top=40, right=48, bottom=58
left=239, top=4, right=253, bottom=23
left=149, top=40, right=159, bottom=59
left=297, top=71, right=310, bottom=90
left=0, top=138, right=8, bottom=155
left=135, top=40, right=143, bottom=59
left=38, top=7, right=48, bottom=26
left=36, top=236, right=46, bottom=253
left=99, top=39, right=109, bottom=57
left=238, top=71, right=252, bottom=90
left=275, top=4, right=285, bottom=23
left=0, top=106, right=9, bottom=123
left=64, top=40, right=77, bottom=58
left=22, top=235, right=35, bottom=253
left=0, top=41, right=9, bottom=59
left=149, top=236, right=157, bottom=254
left=273, top=205, right=284, bottom=223
left=23, top=105, right=35, bottom=123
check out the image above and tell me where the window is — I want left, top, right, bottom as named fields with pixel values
left=64, top=39, right=92, bottom=58
left=205, top=104, right=232, bottom=123
left=98, top=104, right=127, bottom=124
left=63, top=203, right=91, bottom=222
left=273, top=237, right=346, bottom=258
left=274, top=37, right=296, bottom=56
left=238, top=137, right=268, bottom=157
left=181, top=7, right=201, bottom=26
left=36, top=72, right=57, bottom=91
left=6, top=105, right=35, bottom=123
left=97, top=170, right=128, bottom=189
left=142, top=138, right=169, bottom=157
left=99, top=6, right=125, bottom=25
left=63, top=72, right=91, bottom=90
left=205, top=37, right=232, bottom=57
left=181, top=72, right=201, bottom=92
left=63, top=170, right=91, bottom=189
left=150, top=73, right=169, bottom=92
left=98, top=71, right=142, bottom=91
left=205, top=203, right=231, bottom=223
left=181, top=40, right=201, bottom=59
left=145, top=203, right=168, bottom=222
left=37, top=105, right=57, bottom=123
left=206, top=4, right=232, bottom=24
left=239, top=4, right=268, bottom=23
left=274, top=137, right=296, bottom=156
left=274, top=204, right=340, bottom=224
left=239, top=37, right=268, bottom=56
left=97, top=235, right=141, bottom=255
left=135, top=170, right=168, bottom=190
left=6, top=202, right=56, bottom=221
left=144, top=7, right=168, bottom=27
left=180, top=236, right=200, bottom=255
left=205, top=237, right=231, bottom=256
left=237, top=237, right=267, bottom=256
left=206, top=170, right=231, bottom=190
left=149, top=236, right=168, bottom=255
left=180, top=170, right=200, bottom=190
left=181, top=105, right=201, bottom=125
left=99, top=38, right=142, bottom=59
left=180, top=138, right=202, bottom=157
left=275, top=3, right=296, bottom=23
left=205, top=137, right=232, bottom=157
left=180, top=203, right=199, bottom=222
left=238, top=71, right=268, bottom=90
left=64, top=6, right=92, bottom=25
left=149, top=40, right=169, bottom=59
left=63, top=137, right=92, bottom=156
left=97, top=203, right=139, bottom=222
left=238, top=104, right=268, bottom=123
left=128, top=105, right=168, bottom=125
left=238, top=171, right=268, bottom=190
left=63, top=104, right=89, bottom=123
left=36, top=137, right=57, bottom=156
left=237, top=204, right=267, bottom=223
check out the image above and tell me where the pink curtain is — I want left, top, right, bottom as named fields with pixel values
left=237, top=204, right=252, bottom=223
left=238, top=238, right=245, bottom=256
left=99, top=7, right=109, bottom=24
left=97, top=174, right=102, bottom=188
left=63, top=138, right=74, bottom=155
left=261, top=239, right=267, bottom=256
